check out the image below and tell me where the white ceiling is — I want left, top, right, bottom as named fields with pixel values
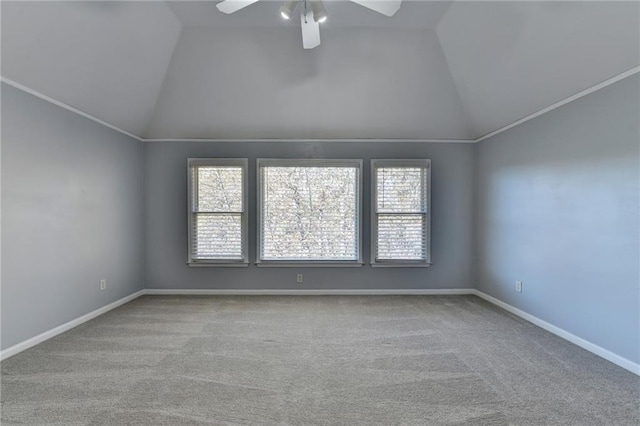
left=167, top=0, right=452, bottom=29
left=437, top=1, right=640, bottom=138
left=1, top=1, right=638, bottom=140
left=146, top=26, right=472, bottom=139
left=1, top=1, right=181, bottom=136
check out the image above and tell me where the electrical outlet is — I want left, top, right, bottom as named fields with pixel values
left=100, top=279, right=107, bottom=291
left=515, top=281, right=522, bottom=293
left=296, top=274, right=303, bottom=283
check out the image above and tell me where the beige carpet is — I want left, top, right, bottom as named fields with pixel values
left=2, top=295, right=639, bottom=425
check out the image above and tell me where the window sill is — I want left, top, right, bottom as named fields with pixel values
left=256, top=262, right=364, bottom=268
left=370, top=262, right=432, bottom=268
left=187, top=262, right=249, bottom=268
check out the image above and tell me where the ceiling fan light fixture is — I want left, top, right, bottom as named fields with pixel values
left=311, top=0, right=328, bottom=23
left=216, top=0, right=403, bottom=49
left=280, top=0, right=298, bottom=20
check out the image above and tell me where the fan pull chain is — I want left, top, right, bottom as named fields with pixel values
left=303, top=0, right=308, bottom=23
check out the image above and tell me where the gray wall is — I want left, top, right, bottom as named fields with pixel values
left=144, top=142, right=475, bottom=290
left=475, top=75, right=640, bottom=364
left=1, top=84, right=144, bottom=350
left=4, top=71, right=637, bottom=368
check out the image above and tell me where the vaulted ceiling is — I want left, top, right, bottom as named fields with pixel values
left=2, top=1, right=638, bottom=140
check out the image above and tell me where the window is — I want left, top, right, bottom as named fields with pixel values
left=257, top=159, right=362, bottom=266
left=187, top=159, right=248, bottom=266
left=372, top=159, right=431, bottom=266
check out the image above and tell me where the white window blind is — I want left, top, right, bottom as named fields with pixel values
left=258, top=159, right=362, bottom=264
left=372, top=160, right=431, bottom=265
left=188, top=159, right=248, bottom=265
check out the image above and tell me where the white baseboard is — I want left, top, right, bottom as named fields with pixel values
left=0, top=290, right=145, bottom=361
left=472, top=290, right=640, bottom=376
left=0, top=288, right=474, bottom=361
left=4, top=288, right=637, bottom=377
left=143, top=288, right=475, bottom=296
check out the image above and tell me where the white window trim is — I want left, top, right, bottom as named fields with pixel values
left=371, top=159, right=432, bottom=267
left=187, top=158, right=249, bottom=267
left=256, top=158, right=364, bottom=267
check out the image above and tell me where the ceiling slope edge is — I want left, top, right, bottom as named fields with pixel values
left=3, top=67, right=638, bottom=144
left=139, top=25, right=184, bottom=139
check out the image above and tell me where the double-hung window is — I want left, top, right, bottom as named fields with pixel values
left=187, top=158, right=248, bottom=266
left=372, top=159, right=431, bottom=266
left=257, top=159, right=362, bottom=266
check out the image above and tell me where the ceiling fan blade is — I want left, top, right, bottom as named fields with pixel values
left=301, top=10, right=320, bottom=49
left=349, top=0, right=402, bottom=17
left=216, top=0, right=261, bottom=14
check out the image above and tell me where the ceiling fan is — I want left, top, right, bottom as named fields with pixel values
left=216, top=0, right=403, bottom=49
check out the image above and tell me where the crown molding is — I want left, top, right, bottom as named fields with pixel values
left=0, top=76, right=143, bottom=141
left=475, top=65, right=640, bottom=142
left=141, top=138, right=474, bottom=143
left=3, top=65, right=639, bottom=144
